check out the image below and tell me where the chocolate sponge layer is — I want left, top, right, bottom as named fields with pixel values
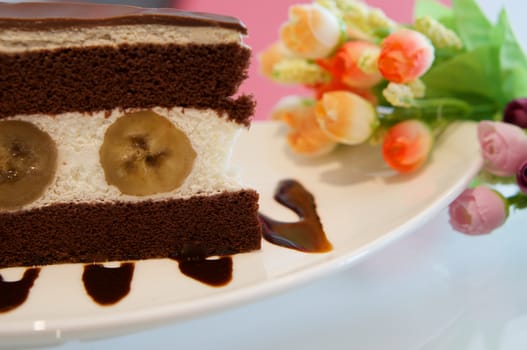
left=0, top=190, right=261, bottom=268
left=0, top=43, right=254, bottom=125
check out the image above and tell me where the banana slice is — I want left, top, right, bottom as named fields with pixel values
left=0, top=120, right=58, bottom=209
left=100, top=111, right=196, bottom=196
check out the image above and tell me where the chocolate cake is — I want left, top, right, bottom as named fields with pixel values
left=0, top=2, right=261, bottom=268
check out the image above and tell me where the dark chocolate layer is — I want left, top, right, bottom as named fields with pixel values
left=0, top=2, right=247, bottom=33
left=0, top=190, right=261, bottom=268
left=0, top=43, right=254, bottom=125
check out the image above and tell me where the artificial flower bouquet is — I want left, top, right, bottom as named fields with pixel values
left=260, top=0, right=527, bottom=234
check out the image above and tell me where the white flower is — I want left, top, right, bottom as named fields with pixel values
left=280, top=3, right=341, bottom=59
left=315, top=91, right=378, bottom=144
left=272, top=96, right=338, bottom=156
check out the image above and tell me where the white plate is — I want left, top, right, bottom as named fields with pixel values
left=0, top=121, right=481, bottom=348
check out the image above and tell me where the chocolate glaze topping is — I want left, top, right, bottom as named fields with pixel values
left=0, top=2, right=247, bottom=33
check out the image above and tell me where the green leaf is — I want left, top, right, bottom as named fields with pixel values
left=438, top=16, right=457, bottom=32
left=414, top=0, right=456, bottom=31
left=452, top=0, right=493, bottom=50
left=492, top=10, right=527, bottom=69
left=502, top=67, right=527, bottom=103
left=414, top=0, right=452, bottom=20
left=489, top=10, right=527, bottom=106
left=490, top=10, right=505, bottom=46
left=423, top=45, right=502, bottom=104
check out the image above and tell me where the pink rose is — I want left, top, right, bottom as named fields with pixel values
left=449, top=186, right=508, bottom=235
left=377, top=29, right=435, bottom=84
left=478, top=121, right=527, bottom=176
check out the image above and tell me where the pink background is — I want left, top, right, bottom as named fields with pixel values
left=177, top=0, right=450, bottom=120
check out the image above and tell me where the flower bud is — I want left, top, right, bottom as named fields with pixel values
left=503, top=98, right=527, bottom=128
left=315, top=90, right=378, bottom=145
left=414, top=16, right=462, bottom=50
left=478, top=121, right=527, bottom=176
left=272, top=96, right=338, bottom=156
left=310, top=80, right=378, bottom=104
left=378, top=29, right=435, bottom=84
left=259, top=42, right=291, bottom=79
left=382, top=119, right=433, bottom=173
left=448, top=186, right=508, bottom=235
left=318, top=0, right=398, bottom=41
left=517, top=159, right=527, bottom=194
left=317, top=41, right=382, bottom=89
left=280, top=3, right=341, bottom=59
left=383, top=83, right=413, bottom=108
left=272, top=58, right=331, bottom=85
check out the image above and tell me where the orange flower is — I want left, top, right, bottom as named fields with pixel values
left=309, top=80, right=378, bottom=104
left=315, top=91, right=378, bottom=145
left=280, top=4, right=341, bottom=59
left=259, top=42, right=290, bottom=79
left=382, top=119, right=433, bottom=173
left=272, top=96, right=337, bottom=156
left=317, top=41, right=382, bottom=89
left=378, top=29, right=435, bottom=84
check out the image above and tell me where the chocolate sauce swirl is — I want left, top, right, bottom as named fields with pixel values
left=259, top=179, right=332, bottom=253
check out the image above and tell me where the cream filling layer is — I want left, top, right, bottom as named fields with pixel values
left=6, top=107, right=246, bottom=211
left=0, top=24, right=243, bottom=53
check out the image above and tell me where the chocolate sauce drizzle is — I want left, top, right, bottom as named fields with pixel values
left=0, top=268, right=40, bottom=313
left=82, top=263, right=134, bottom=305
left=174, top=257, right=233, bottom=287
left=259, top=179, right=332, bottom=253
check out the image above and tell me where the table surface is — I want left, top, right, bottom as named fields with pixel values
left=32, top=206, right=525, bottom=350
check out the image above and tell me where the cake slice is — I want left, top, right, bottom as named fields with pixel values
left=0, top=2, right=261, bottom=268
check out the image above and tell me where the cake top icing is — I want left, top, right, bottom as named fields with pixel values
left=0, top=2, right=247, bottom=34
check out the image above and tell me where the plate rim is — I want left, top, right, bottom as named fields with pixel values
left=0, top=120, right=482, bottom=344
